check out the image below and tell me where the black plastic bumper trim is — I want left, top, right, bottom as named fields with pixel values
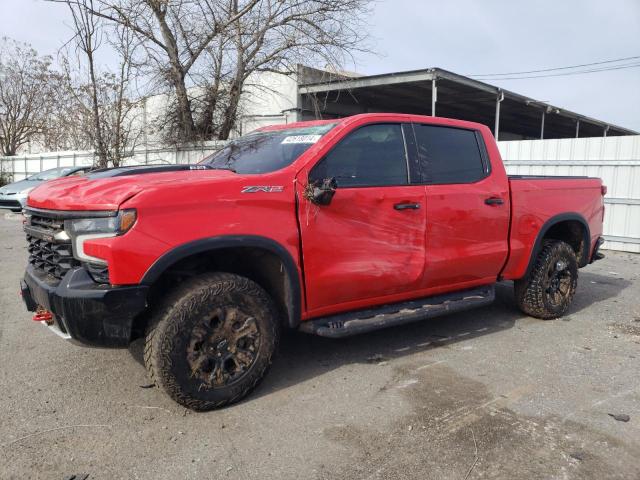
left=21, top=265, right=148, bottom=347
left=590, top=236, right=605, bottom=263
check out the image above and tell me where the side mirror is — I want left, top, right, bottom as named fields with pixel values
left=306, top=177, right=337, bottom=206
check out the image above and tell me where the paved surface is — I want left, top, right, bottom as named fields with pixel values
left=1, top=211, right=639, bottom=480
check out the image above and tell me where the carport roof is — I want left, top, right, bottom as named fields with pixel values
left=297, top=67, right=637, bottom=139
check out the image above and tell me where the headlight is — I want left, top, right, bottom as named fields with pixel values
left=64, top=209, right=137, bottom=264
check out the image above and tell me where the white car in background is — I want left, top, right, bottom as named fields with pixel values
left=0, top=166, right=92, bottom=212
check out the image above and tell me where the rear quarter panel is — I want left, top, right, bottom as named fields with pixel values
left=501, top=177, right=604, bottom=280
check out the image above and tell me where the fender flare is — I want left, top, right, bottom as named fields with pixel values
left=140, top=235, right=302, bottom=328
left=524, top=212, right=591, bottom=277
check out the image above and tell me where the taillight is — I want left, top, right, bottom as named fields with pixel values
left=601, top=185, right=607, bottom=196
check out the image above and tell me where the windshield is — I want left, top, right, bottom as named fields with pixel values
left=28, top=167, right=76, bottom=181
left=200, top=123, right=338, bottom=174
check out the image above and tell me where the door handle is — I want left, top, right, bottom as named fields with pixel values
left=484, top=197, right=504, bottom=206
left=394, top=202, right=421, bottom=210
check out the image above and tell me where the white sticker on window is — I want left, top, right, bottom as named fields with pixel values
left=281, top=135, right=322, bottom=145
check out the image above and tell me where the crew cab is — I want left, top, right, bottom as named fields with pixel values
left=20, top=113, right=605, bottom=410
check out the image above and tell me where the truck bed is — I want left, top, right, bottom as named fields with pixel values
left=501, top=175, right=604, bottom=280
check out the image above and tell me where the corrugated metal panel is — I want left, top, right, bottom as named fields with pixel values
left=499, top=135, right=640, bottom=253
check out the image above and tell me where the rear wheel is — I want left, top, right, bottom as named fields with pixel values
left=144, top=272, right=279, bottom=410
left=514, top=240, right=578, bottom=319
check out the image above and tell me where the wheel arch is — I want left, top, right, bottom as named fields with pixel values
left=524, top=213, right=591, bottom=278
left=140, top=235, right=302, bottom=329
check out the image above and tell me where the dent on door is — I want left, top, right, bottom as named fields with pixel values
left=298, top=185, right=427, bottom=313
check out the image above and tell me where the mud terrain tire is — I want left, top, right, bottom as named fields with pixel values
left=144, top=272, right=279, bottom=410
left=514, top=240, right=578, bottom=320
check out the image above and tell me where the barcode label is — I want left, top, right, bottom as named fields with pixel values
left=281, top=135, right=322, bottom=144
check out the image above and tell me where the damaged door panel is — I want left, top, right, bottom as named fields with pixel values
left=296, top=122, right=427, bottom=314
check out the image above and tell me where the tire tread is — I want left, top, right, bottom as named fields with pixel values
left=144, top=272, right=279, bottom=410
left=514, top=240, right=578, bottom=320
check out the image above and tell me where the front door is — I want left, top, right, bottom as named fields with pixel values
left=297, top=123, right=427, bottom=316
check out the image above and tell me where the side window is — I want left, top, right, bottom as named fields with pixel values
left=414, top=124, right=486, bottom=184
left=310, top=123, right=408, bottom=187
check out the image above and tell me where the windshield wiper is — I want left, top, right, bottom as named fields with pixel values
left=209, top=166, right=237, bottom=173
left=191, top=164, right=237, bottom=173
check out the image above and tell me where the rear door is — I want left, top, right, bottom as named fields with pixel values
left=297, top=122, right=427, bottom=315
left=412, top=124, right=510, bottom=288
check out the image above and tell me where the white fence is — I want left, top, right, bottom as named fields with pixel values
left=0, top=142, right=226, bottom=182
left=2, top=136, right=639, bottom=253
left=499, top=135, right=640, bottom=253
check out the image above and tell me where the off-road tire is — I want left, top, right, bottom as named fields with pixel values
left=144, top=272, right=280, bottom=410
left=514, top=240, right=578, bottom=320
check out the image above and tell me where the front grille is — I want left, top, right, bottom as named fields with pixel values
left=26, top=214, right=79, bottom=280
left=30, top=214, right=66, bottom=232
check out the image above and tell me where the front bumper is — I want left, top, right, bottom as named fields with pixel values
left=0, top=193, right=26, bottom=211
left=21, top=265, right=149, bottom=347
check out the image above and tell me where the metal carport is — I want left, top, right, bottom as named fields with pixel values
left=297, top=68, right=637, bottom=140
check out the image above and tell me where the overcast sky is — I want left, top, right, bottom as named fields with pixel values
left=2, top=0, right=639, bottom=131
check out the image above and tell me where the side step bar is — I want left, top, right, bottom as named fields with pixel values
left=299, top=285, right=495, bottom=338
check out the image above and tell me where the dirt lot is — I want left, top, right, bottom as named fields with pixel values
left=1, top=211, right=639, bottom=480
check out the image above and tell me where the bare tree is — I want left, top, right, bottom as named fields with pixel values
left=50, top=0, right=143, bottom=167
left=64, top=0, right=370, bottom=143
left=43, top=0, right=371, bottom=148
left=51, top=0, right=260, bottom=143
left=41, top=70, right=94, bottom=151
left=0, top=38, right=56, bottom=156
left=65, top=0, right=111, bottom=166
left=104, top=26, right=143, bottom=166
left=215, top=0, right=371, bottom=139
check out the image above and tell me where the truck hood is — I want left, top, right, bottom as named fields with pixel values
left=27, top=164, right=235, bottom=211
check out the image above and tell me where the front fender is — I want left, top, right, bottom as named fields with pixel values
left=140, top=235, right=303, bottom=328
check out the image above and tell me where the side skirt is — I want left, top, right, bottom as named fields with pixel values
left=298, top=285, right=495, bottom=338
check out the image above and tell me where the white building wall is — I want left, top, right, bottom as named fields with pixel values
left=237, top=71, right=299, bottom=134
left=131, top=71, right=299, bottom=148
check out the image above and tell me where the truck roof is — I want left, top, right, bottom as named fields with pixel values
left=257, top=113, right=489, bottom=134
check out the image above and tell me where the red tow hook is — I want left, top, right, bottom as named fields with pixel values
left=33, top=307, right=54, bottom=325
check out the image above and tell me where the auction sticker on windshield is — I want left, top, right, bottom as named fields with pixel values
left=281, top=135, right=322, bottom=144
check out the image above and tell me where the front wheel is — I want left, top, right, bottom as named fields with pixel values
left=144, top=272, right=280, bottom=410
left=514, top=240, right=578, bottom=319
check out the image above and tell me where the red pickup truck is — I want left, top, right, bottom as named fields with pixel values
left=20, top=113, right=605, bottom=410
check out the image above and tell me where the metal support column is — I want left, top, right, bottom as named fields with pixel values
left=540, top=110, right=546, bottom=139
left=604, top=125, right=610, bottom=137
left=431, top=77, right=437, bottom=117
left=494, top=90, right=504, bottom=141
left=575, top=119, right=580, bottom=138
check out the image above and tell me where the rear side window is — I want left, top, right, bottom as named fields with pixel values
left=413, top=124, right=486, bottom=184
left=310, top=124, right=408, bottom=187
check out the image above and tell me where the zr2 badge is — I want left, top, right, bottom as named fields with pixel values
left=241, top=186, right=285, bottom=193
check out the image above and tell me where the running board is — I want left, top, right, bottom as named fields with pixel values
left=298, top=285, right=495, bottom=338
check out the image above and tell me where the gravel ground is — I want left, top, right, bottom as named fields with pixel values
left=1, top=210, right=639, bottom=480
